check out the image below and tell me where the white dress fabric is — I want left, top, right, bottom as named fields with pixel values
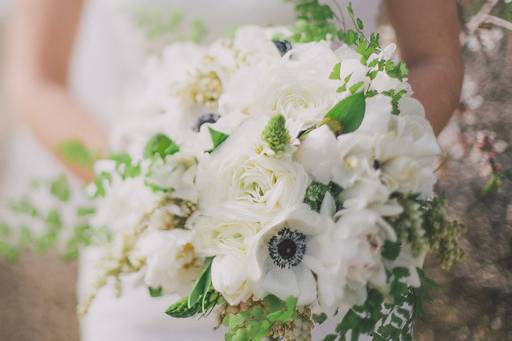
left=1, top=1, right=380, bottom=340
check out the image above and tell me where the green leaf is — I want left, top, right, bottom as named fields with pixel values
left=349, top=81, right=365, bottom=94
left=92, top=171, right=112, bottom=198
left=57, top=139, right=95, bottom=168
left=356, top=18, right=364, bottom=30
left=76, top=207, right=96, bottom=217
left=50, top=175, right=71, bottom=202
left=382, top=240, right=401, bottom=261
left=0, top=241, right=19, bottom=261
left=324, top=92, right=366, bottom=135
left=207, top=128, right=229, bottom=153
left=110, top=153, right=141, bottom=179
left=313, top=312, right=328, bottom=325
left=144, top=133, right=180, bottom=160
left=9, top=198, right=39, bottom=217
left=148, top=286, right=163, bottom=298
left=329, top=63, right=341, bottom=80
left=165, top=288, right=221, bottom=318
left=263, top=294, right=284, bottom=312
left=188, top=257, right=214, bottom=308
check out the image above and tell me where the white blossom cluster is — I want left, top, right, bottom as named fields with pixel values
left=88, top=26, right=440, bottom=318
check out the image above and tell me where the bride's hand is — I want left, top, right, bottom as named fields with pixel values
left=5, top=0, right=107, bottom=182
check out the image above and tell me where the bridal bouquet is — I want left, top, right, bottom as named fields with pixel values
left=1, top=2, right=464, bottom=341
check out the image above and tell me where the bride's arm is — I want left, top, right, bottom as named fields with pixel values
left=5, top=0, right=107, bottom=181
left=385, top=0, right=464, bottom=135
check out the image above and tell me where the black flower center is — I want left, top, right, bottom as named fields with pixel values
left=268, top=228, right=306, bottom=269
left=373, top=159, right=381, bottom=170
left=278, top=238, right=297, bottom=260
left=272, top=39, right=293, bottom=57
left=193, top=113, right=220, bottom=132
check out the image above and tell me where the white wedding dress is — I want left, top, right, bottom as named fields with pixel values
left=0, top=0, right=380, bottom=340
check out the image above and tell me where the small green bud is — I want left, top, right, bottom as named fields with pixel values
left=262, top=115, right=291, bottom=154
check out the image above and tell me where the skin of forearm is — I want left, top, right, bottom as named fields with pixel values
left=8, top=80, right=107, bottom=181
left=385, top=0, right=463, bottom=136
left=408, top=59, right=463, bottom=136
left=6, top=0, right=105, bottom=181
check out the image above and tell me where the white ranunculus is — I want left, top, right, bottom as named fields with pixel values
left=138, top=229, right=202, bottom=297
left=196, top=118, right=310, bottom=220
left=250, top=43, right=341, bottom=137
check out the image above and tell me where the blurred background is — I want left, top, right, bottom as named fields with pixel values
left=0, top=1, right=511, bottom=340
left=0, top=1, right=79, bottom=341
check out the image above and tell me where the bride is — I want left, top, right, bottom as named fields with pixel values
left=3, top=0, right=462, bottom=340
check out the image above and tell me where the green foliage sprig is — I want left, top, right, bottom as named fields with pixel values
left=332, top=267, right=439, bottom=341
left=387, top=194, right=429, bottom=258
left=166, top=257, right=222, bottom=318
left=0, top=175, right=106, bottom=261
left=303, top=181, right=343, bottom=212
left=223, top=295, right=298, bottom=341
left=144, top=133, right=180, bottom=160
left=421, top=197, right=466, bottom=270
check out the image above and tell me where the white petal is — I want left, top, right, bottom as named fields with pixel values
left=295, top=125, right=338, bottom=184
left=295, top=266, right=317, bottom=305
left=320, top=192, right=336, bottom=218
left=263, top=267, right=299, bottom=301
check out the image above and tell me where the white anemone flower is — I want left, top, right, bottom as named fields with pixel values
left=248, top=204, right=334, bottom=306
